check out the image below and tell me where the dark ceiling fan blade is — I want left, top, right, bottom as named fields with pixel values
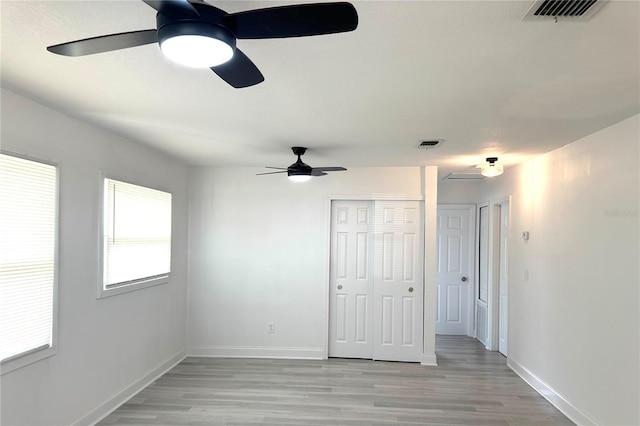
left=310, top=170, right=328, bottom=176
left=227, top=2, right=358, bottom=39
left=211, top=48, right=264, bottom=88
left=141, top=0, right=199, bottom=17
left=47, top=30, right=158, bottom=56
left=312, top=167, right=347, bottom=172
left=257, top=171, right=288, bottom=176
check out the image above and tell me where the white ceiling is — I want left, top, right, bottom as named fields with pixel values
left=1, top=1, right=638, bottom=177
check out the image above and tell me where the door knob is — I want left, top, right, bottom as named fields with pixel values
left=337, top=285, right=343, bottom=290
left=461, top=276, right=468, bottom=282
left=408, top=287, right=414, bottom=293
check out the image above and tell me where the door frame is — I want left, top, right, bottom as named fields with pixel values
left=436, top=204, right=476, bottom=337
left=489, top=197, right=510, bottom=353
left=323, top=194, right=424, bottom=360
left=475, top=202, right=490, bottom=346
left=475, top=197, right=511, bottom=351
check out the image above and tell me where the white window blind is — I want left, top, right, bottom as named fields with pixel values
left=0, top=153, right=57, bottom=362
left=103, top=178, right=172, bottom=289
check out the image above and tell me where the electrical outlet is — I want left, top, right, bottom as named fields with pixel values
left=267, top=322, right=276, bottom=333
left=524, top=268, right=529, bottom=281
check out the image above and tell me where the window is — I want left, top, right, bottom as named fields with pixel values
left=0, top=153, right=57, bottom=370
left=100, top=178, right=172, bottom=297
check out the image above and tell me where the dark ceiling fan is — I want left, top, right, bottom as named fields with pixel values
left=47, top=0, right=358, bottom=88
left=258, top=147, right=346, bottom=182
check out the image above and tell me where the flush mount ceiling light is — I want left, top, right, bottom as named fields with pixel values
left=158, top=22, right=235, bottom=68
left=480, top=157, right=504, bottom=177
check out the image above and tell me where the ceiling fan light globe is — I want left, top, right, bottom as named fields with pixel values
left=288, top=174, right=312, bottom=183
left=160, top=35, right=233, bottom=68
left=157, top=21, right=236, bottom=68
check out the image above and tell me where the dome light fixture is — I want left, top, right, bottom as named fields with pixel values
left=158, top=22, right=235, bottom=68
left=288, top=167, right=313, bottom=182
left=288, top=174, right=312, bottom=183
left=480, top=157, right=504, bottom=177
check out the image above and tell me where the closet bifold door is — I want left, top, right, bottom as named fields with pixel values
left=372, top=201, right=423, bottom=362
left=328, top=200, right=374, bottom=359
left=329, top=200, right=424, bottom=362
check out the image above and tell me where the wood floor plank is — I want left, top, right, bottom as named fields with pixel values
left=99, top=336, right=573, bottom=425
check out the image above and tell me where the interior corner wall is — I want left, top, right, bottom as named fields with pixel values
left=478, top=114, right=640, bottom=425
left=187, top=167, right=430, bottom=358
left=0, top=89, right=189, bottom=426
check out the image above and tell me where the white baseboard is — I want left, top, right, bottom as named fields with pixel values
left=72, top=348, right=186, bottom=426
left=507, top=358, right=596, bottom=426
left=420, top=352, right=438, bottom=366
left=187, top=345, right=324, bottom=359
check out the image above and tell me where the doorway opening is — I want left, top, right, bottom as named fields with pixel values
left=476, top=199, right=510, bottom=354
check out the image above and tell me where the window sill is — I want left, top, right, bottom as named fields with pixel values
left=1, top=345, right=57, bottom=375
left=97, top=274, right=169, bottom=299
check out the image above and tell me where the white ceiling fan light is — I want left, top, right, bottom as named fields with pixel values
left=288, top=174, right=312, bottom=183
left=158, top=22, right=235, bottom=68
left=479, top=157, right=504, bottom=177
left=160, top=35, right=234, bottom=68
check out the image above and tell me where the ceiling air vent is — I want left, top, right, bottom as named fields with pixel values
left=523, top=0, right=608, bottom=21
left=417, top=140, right=442, bottom=150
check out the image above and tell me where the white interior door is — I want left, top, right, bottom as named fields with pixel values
left=435, top=206, right=472, bottom=335
left=329, top=200, right=373, bottom=359
left=372, top=201, right=423, bottom=362
left=498, top=202, right=509, bottom=356
left=329, top=200, right=423, bottom=362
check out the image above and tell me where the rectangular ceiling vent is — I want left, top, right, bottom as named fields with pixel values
left=443, top=173, right=485, bottom=181
left=523, top=0, right=608, bottom=21
left=417, top=140, right=442, bottom=150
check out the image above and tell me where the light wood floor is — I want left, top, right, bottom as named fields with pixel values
left=99, top=336, right=573, bottom=425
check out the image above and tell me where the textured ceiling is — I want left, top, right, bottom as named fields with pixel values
left=1, top=1, right=639, bottom=177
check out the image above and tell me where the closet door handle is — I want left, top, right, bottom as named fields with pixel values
left=337, top=285, right=343, bottom=290
left=408, top=287, right=414, bottom=293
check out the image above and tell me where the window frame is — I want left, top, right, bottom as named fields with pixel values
left=0, top=150, right=59, bottom=375
left=97, top=173, right=172, bottom=299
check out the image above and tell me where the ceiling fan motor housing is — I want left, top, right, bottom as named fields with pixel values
left=288, top=161, right=313, bottom=177
left=288, top=147, right=312, bottom=176
left=156, top=6, right=236, bottom=52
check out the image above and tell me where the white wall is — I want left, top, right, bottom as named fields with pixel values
left=437, top=179, right=482, bottom=205
left=187, top=166, right=438, bottom=362
left=0, top=89, right=189, bottom=425
left=478, top=114, right=640, bottom=425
